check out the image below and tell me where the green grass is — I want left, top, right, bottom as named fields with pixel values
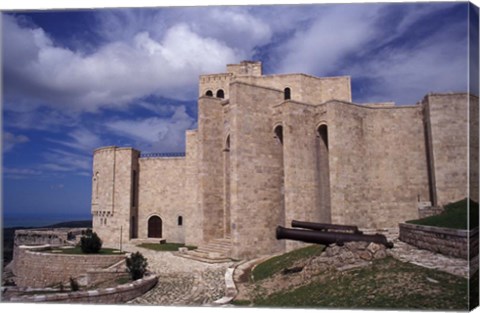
left=406, top=198, right=479, bottom=229
left=46, top=247, right=123, bottom=255
left=137, top=242, right=197, bottom=251
left=115, top=276, right=132, bottom=285
left=252, top=257, right=468, bottom=310
left=252, top=244, right=324, bottom=282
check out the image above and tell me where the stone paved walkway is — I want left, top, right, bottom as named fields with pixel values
left=120, top=244, right=233, bottom=305
left=375, top=228, right=472, bottom=278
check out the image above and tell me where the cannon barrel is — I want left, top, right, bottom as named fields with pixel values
left=276, top=226, right=393, bottom=248
left=291, top=220, right=363, bottom=234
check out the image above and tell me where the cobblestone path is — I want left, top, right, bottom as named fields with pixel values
left=121, top=244, right=233, bottom=305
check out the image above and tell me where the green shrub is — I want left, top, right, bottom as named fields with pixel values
left=80, top=229, right=102, bottom=253
left=126, top=251, right=148, bottom=280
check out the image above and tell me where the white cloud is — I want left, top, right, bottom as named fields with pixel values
left=3, top=132, right=29, bottom=152
left=3, top=167, right=42, bottom=179
left=275, top=5, right=383, bottom=75
left=41, top=148, right=92, bottom=175
left=105, top=105, right=195, bottom=152
left=3, top=14, right=240, bottom=114
left=47, top=128, right=103, bottom=153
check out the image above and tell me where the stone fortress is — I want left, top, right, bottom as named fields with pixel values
left=91, top=61, right=478, bottom=260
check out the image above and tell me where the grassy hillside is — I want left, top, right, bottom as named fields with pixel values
left=234, top=247, right=469, bottom=310
left=406, top=198, right=478, bottom=229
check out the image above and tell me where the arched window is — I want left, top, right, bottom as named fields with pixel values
left=318, top=124, right=328, bottom=150
left=178, top=216, right=183, bottom=226
left=274, top=125, right=283, bottom=145
left=284, top=87, right=291, bottom=100
left=216, top=89, right=225, bottom=98
left=205, top=90, right=213, bottom=97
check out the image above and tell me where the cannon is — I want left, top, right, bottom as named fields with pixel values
left=276, top=225, right=394, bottom=248
left=291, top=220, right=363, bottom=234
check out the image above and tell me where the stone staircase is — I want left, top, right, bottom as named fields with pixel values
left=176, top=237, right=232, bottom=263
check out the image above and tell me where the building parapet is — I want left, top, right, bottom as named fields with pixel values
left=139, top=152, right=186, bottom=158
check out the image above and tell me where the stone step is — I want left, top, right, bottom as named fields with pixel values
left=175, top=251, right=232, bottom=264
left=211, top=238, right=231, bottom=245
left=175, top=236, right=233, bottom=263
left=202, top=243, right=231, bottom=252
left=129, top=238, right=166, bottom=245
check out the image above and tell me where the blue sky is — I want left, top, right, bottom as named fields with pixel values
left=2, top=2, right=478, bottom=221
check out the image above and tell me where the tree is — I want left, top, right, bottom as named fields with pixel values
left=126, top=252, right=148, bottom=280
left=80, top=229, right=102, bottom=253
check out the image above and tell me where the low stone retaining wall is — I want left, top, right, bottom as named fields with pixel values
left=14, top=228, right=86, bottom=246
left=8, top=274, right=158, bottom=304
left=399, top=223, right=479, bottom=260
left=13, top=245, right=125, bottom=288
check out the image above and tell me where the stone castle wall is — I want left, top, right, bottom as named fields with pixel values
left=92, top=147, right=139, bottom=247
left=424, top=93, right=469, bottom=206
left=470, top=95, right=479, bottom=202
left=229, top=82, right=286, bottom=259
left=281, top=101, right=327, bottom=251
left=90, top=62, right=474, bottom=260
left=184, top=130, right=203, bottom=246
left=235, top=74, right=351, bottom=104
left=197, top=96, right=226, bottom=242
left=137, top=156, right=188, bottom=243
left=327, top=102, right=431, bottom=228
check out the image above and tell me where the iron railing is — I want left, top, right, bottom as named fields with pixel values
left=140, top=152, right=186, bottom=158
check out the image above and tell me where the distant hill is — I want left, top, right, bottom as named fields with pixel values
left=2, top=220, right=92, bottom=265
left=42, top=220, right=92, bottom=228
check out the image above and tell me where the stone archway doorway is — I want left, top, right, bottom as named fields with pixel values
left=148, top=216, right=162, bottom=238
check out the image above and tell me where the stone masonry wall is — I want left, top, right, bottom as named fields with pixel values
left=229, top=82, right=286, bottom=259
left=235, top=74, right=351, bottom=104
left=469, top=95, right=479, bottom=202
left=399, top=223, right=478, bottom=260
left=184, top=130, right=203, bottom=246
left=282, top=101, right=325, bottom=251
left=9, top=275, right=157, bottom=304
left=328, top=102, right=430, bottom=228
left=137, top=157, right=188, bottom=243
left=199, top=73, right=232, bottom=99
left=425, top=93, right=469, bottom=206
left=13, top=246, right=125, bottom=288
left=92, top=147, right=138, bottom=247
left=197, top=96, right=226, bottom=242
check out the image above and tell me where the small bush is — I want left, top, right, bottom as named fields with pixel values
left=69, top=277, right=79, bottom=291
left=80, top=229, right=102, bottom=253
left=126, top=251, right=148, bottom=280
